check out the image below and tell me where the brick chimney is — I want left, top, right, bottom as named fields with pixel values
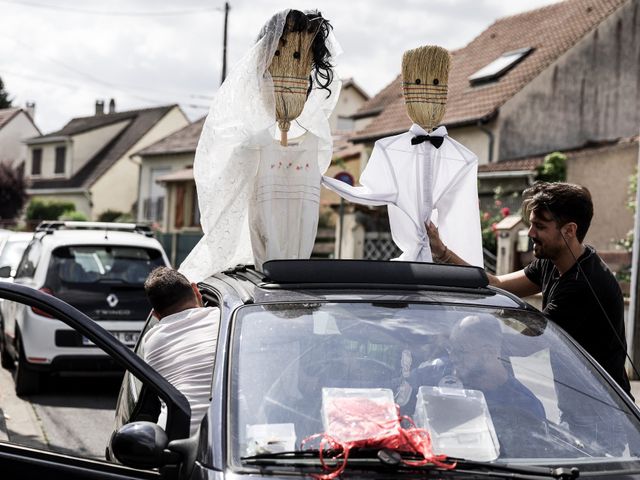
left=108, top=98, right=116, bottom=114
left=95, top=100, right=105, bottom=115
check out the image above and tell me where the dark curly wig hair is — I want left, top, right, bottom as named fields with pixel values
left=258, top=9, right=335, bottom=97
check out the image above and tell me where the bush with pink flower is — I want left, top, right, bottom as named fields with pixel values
left=480, top=192, right=513, bottom=254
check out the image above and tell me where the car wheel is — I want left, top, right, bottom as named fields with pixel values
left=0, top=321, right=14, bottom=370
left=14, top=338, right=42, bottom=396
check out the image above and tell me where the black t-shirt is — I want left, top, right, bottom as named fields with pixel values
left=524, top=246, right=631, bottom=394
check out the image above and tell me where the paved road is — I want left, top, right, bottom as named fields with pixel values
left=0, top=367, right=121, bottom=459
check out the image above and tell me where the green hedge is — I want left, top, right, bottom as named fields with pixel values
left=26, top=199, right=77, bottom=221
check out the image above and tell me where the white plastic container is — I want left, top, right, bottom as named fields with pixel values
left=414, top=386, right=499, bottom=461
left=245, top=423, right=296, bottom=456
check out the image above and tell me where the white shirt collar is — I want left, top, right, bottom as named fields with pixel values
left=409, top=124, right=448, bottom=137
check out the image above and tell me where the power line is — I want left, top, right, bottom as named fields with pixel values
left=1, top=69, right=211, bottom=109
left=0, top=0, right=223, bottom=16
left=0, top=34, right=215, bottom=102
left=1, top=68, right=79, bottom=90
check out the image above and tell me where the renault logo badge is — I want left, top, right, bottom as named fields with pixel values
left=106, top=293, right=119, bottom=308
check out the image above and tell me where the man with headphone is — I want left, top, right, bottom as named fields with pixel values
left=427, top=181, right=631, bottom=396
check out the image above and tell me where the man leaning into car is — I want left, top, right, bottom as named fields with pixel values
left=427, top=181, right=632, bottom=397
left=142, top=266, right=219, bottom=435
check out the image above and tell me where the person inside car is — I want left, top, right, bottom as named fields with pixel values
left=449, top=314, right=547, bottom=456
left=142, top=266, right=219, bottom=435
left=426, top=181, right=632, bottom=397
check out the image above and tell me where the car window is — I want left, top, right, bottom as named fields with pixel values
left=49, top=245, right=165, bottom=285
left=112, top=312, right=160, bottom=432
left=0, top=294, right=165, bottom=474
left=112, top=289, right=220, bottom=433
left=14, top=241, right=41, bottom=279
left=229, top=302, right=640, bottom=465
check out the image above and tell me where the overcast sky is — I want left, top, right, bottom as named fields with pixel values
left=0, top=0, right=561, bottom=133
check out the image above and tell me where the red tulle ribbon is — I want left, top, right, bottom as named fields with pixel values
left=302, top=397, right=455, bottom=479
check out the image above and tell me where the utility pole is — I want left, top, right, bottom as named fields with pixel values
left=221, top=1, right=230, bottom=84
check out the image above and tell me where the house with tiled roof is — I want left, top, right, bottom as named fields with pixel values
left=0, top=105, right=40, bottom=168
left=25, top=100, right=189, bottom=220
left=134, top=117, right=205, bottom=230
left=328, top=78, right=370, bottom=132
left=340, top=0, right=640, bottom=252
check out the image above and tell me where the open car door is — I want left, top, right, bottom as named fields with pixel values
left=0, top=282, right=193, bottom=480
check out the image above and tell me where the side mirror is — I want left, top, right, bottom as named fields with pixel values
left=111, top=421, right=180, bottom=468
left=0, top=266, right=11, bottom=278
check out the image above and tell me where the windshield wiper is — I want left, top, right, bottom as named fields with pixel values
left=437, top=457, right=579, bottom=480
left=374, top=450, right=579, bottom=479
left=243, top=449, right=580, bottom=479
left=242, top=450, right=323, bottom=462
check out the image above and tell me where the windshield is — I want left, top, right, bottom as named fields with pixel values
left=229, top=302, right=640, bottom=467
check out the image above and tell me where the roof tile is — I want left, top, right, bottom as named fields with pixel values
left=353, top=0, right=627, bottom=142
left=0, top=108, right=20, bottom=130
left=137, top=117, right=205, bottom=156
left=478, top=134, right=638, bottom=172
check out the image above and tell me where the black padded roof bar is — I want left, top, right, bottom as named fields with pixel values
left=261, top=259, right=489, bottom=289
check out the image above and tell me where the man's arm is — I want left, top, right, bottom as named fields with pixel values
left=426, top=221, right=540, bottom=297
left=491, top=270, right=541, bottom=297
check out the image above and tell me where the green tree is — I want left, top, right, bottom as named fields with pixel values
left=612, top=170, right=636, bottom=282
left=0, top=161, right=27, bottom=220
left=535, top=152, right=567, bottom=182
left=97, top=209, right=124, bottom=222
left=0, top=76, right=12, bottom=109
left=26, top=199, right=77, bottom=221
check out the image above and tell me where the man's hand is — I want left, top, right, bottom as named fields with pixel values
left=425, top=222, right=540, bottom=297
left=426, top=221, right=447, bottom=259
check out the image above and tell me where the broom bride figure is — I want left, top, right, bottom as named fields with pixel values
left=180, top=10, right=341, bottom=281
left=323, top=46, right=483, bottom=266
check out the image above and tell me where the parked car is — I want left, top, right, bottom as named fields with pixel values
left=0, top=221, right=170, bottom=395
left=0, top=231, right=33, bottom=369
left=0, top=231, right=33, bottom=281
left=1, top=260, right=640, bottom=479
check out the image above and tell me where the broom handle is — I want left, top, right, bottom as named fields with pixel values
left=280, top=129, right=288, bottom=146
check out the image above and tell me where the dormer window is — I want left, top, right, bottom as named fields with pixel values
left=54, top=146, right=66, bottom=175
left=469, top=47, right=533, bottom=85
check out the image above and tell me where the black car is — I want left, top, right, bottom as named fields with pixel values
left=2, top=260, right=640, bottom=480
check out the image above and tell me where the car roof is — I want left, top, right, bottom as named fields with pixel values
left=200, top=260, right=530, bottom=310
left=32, top=229, right=164, bottom=250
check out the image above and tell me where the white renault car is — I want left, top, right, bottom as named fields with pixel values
left=0, top=221, right=170, bottom=395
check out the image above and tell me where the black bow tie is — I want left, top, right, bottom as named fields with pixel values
left=411, top=134, right=444, bottom=149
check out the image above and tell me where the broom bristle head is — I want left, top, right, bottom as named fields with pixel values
left=269, top=13, right=321, bottom=133
left=402, top=45, right=450, bottom=130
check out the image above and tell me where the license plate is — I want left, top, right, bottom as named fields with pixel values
left=82, top=331, right=139, bottom=347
